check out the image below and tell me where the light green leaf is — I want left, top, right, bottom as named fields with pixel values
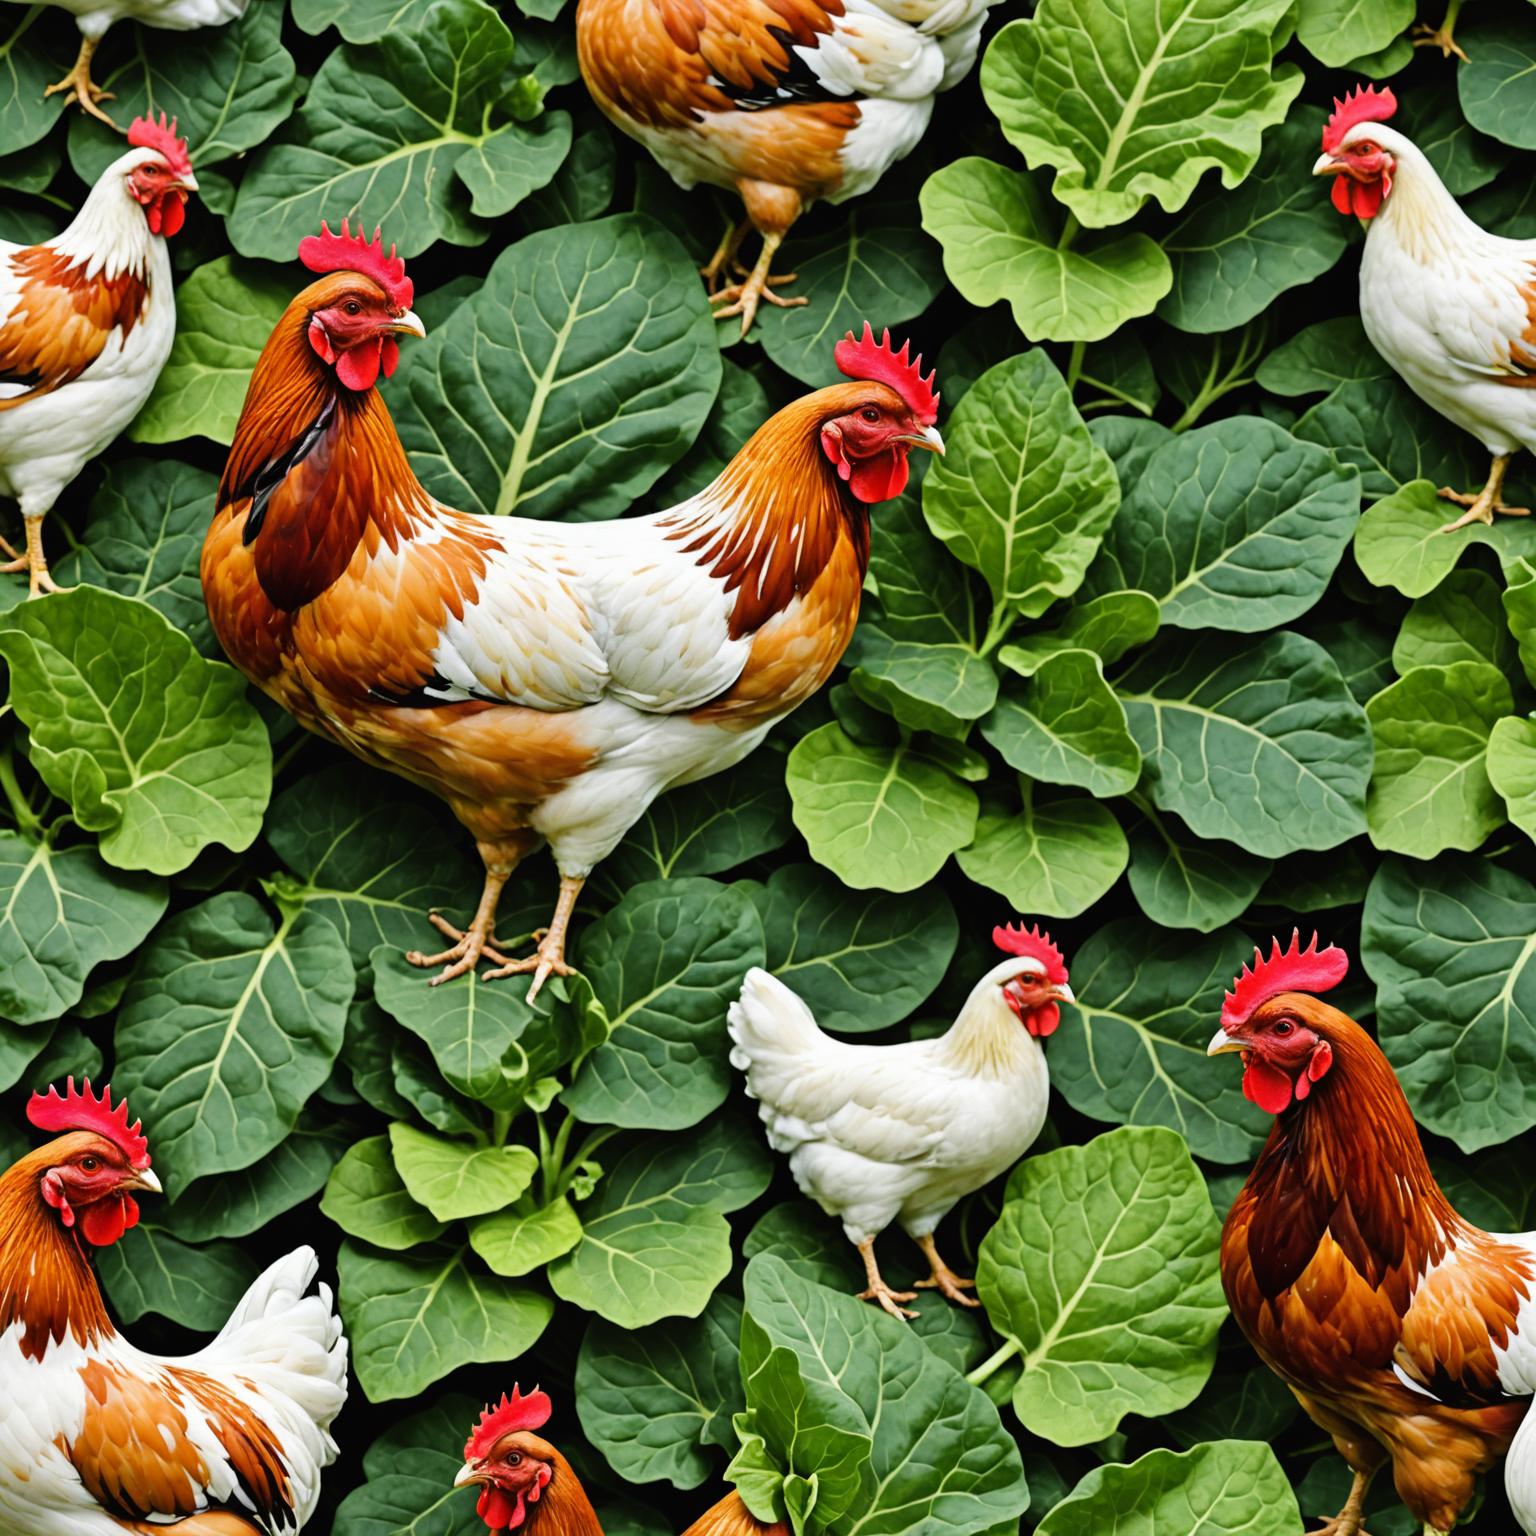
left=1394, top=570, right=1518, bottom=674
left=981, top=0, right=1302, bottom=228
left=1116, top=630, right=1372, bottom=856
left=292, top=0, right=443, bottom=42
left=388, top=1122, right=537, bottom=1222
left=1353, top=480, right=1536, bottom=597
left=114, top=893, right=353, bottom=1198
left=977, top=1126, right=1225, bottom=1445
left=1255, top=317, right=1389, bottom=397
left=786, top=724, right=978, bottom=893
left=128, top=258, right=290, bottom=447
left=455, top=111, right=572, bottom=219
left=845, top=627, right=999, bottom=738
left=919, top=159, right=1171, bottom=343
left=96, top=1224, right=258, bottom=1331
left=1490, top=716, right=1536, bottom=842
left=1459, top=16, right=1536, bottom=150
left=1294, top=0, right=1413, bottom=69
left=469, top=1197, right=583, bottom=1277
left=0, top=832, right=165, bottom=1025
left=923, top=350, right=1120, bottom=620
left=393, top=215, right=720, bottom=519
left=0, top=589, right=270, bottom=875
left=330, top=1393, right=482, bottom=1536
left=1504, top=557, right=1536, bottom=686
left=339, top=1241, right=553, bottom=1401
left=1125, top=806, right=1270, bottom=933
left=999, top=590, right=1160, bottom=678
left=322, top=1136, right=449, bottom=1250
left=1365, top=661, right=1511, bottom=857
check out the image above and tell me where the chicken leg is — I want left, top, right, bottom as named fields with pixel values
left=913, top=1233, right=980, bottom=1308
left=1437, top=452, right=1531, bottom=532
left=856, top=1237, right=918, bottom=1321
left=1305, top=1467, right=1374, bottom=1536
left=482, top=873, right=583, bottom=1001
left=407, top=859, right=518, bottom=986
left=710, top=179, right=807, bottom=338
left=700, top=219, right=750, bottom=294
left=1412, top=0, right=1466, bottom=61
left=0, top=514, right=67, bottom=597
left=44, top=35, right=117, bottom=126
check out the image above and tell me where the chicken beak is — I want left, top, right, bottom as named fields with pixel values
left=1207, top=1027, right=1244, bottom=1057
left=454, top=1462, right=485, bottom=1489
left=899, top=425, right=945, bottom=455
left=1312, top=152, right=1344, bottom=177
left=1049, top=983, right=1075, bottom=1005
left=391, top=310, right=426, bottom=339
left=130, top=1167, right=163, bottom=1195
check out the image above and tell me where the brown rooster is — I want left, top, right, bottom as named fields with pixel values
left=1209, top=934, right=1536, bottom=1536
left=202, top=223, right=941, bottom=995
left=453, top=1387, right=786, bottom=1536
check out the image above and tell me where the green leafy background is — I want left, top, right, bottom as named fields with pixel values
left=1, top=2, right=1531, bottom=1533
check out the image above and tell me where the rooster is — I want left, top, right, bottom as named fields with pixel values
left=576, top=0, right=998, bottom=333
left=5, top=0, right=248, bottom=123
left=1208, top=934, right=1536, bottom=1536
left=0, top=112, right=195, bottom=595
left=727, top=923, right=1072, bottom=1319
left=453, top=1387, right=787, bottom=1536
left=202, top=223, right=942, bottom=996
left=0, top=1078, right=348, bottom=1535
left=1315, top=82, right=1536, bottom=534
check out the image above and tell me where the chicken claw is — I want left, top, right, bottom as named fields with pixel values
left=1304, top=1467, right=1374, bottom=1536
left=44, top=37, right=119, bottom=127
left=0, top=514, right=68, bottom=597
left=1411, top=20, right=1468, bottom=62
left=855, top=1237, right=918, bottom=1320
left=710, top=229, right=807, bottom=338
left=481, top=874, right=585, bottom=1002
left=1436, top=452, right=1531, bottom=532
left=913, top=1234, right=981, bottom=1308
left=700, top=219, right=749, bottom=294
left=407, top=914, right=515, bottom=985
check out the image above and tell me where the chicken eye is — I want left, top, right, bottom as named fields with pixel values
left=505, top=1452, right=522, bottom=1467
left=861, top=407, right=880, bottom=423
left=80, top=1156, right=99, bottom=1172
left=344, top=301, right=361, bottom=316
left=1273, top=1019, right=1294, bottom=1037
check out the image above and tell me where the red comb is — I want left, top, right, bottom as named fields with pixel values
left=1322, top=84, right=1397, bottom=154
left=1222, top=932, right=1349, bottom=1027
left=126, top=113, right=193, bottom=180
left=27, top=1079, right=151, bottom=1171
left=993, top=923, right=1068, bottom=985
left=297, top=220, right=413, bottom=310
left=465, top=1386, right=552, bottom=1461
left=835, top=324, right=938, bottom=425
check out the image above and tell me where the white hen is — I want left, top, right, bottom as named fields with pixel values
left=728, top=922, right=1071, bottom=1318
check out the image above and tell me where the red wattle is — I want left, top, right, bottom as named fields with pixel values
left=1331, top=176, right=1353, bottom=215
left=477, top=1487, right=518, bottom=1530
left=849, top=449, right=910, bottom=504
left=159, top=193, right=186, bottom=237
left=1027, top=1003, right=1061, bottom=1038
left=336, top=340, right=383, bottom=392
left=308, top=318, right=336, bottom=366
left=80, top=1197, right=129, bottom=1247
left=1307, top=1041, right=1333, bottom=1082
left=1242, top=1057, right=1295, bottom=1115
left=381, top=336, right=400, bottom=378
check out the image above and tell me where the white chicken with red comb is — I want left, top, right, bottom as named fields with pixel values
left=1316, top=81, right=1536, bottom=531
left=728, top=923, right=1073, bottom=1318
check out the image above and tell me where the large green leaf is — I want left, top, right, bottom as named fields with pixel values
left=468, top=1196, right=583, bottom=1277
left=1049, top=922, right=1268, bottom=1162
left=392, top=215, right=719, bottom=520
left=549, top=1120, right=770, bottom=1327
left=322, top=1135, right=449, bottom=1250
left=923, top=350, right=1120, bottom=621
left=388, top=1122, right=537, bottom=1222
left=919, top=159, right=1172, bottom=343
left=977, top=1126, right=1225, bottom=1445
left=844, top=627, right=999, bottom=739
left=113, top=893, right=353, bottom=1197
left=1000, top=590, right=1160, bottom=679
left=1124, top=806, right=1270, bottom=934
left=981, top=0, right=1302, bottom=228
left=1036, top=1441, right=1303, bottom=1535
left=331, top=1394, right=482, bottom=1536
left=1255, top=317, right=1388, bottom=397
left=292, top=0, right=442, bottom=42
left=1363, top=855, right=1536, bottom=1152
left=0, top=7, right=71, bottom=157
left=1490, top=715, right=1536, bottom=843
left=1394, top=570, right=1518, bottom=675
left=1116, top=631, right=1372, bottom=857
left=1087, top=416, right=1359, bottom=631
left=0, top=589, right=270, bottom=875
left=129, top=258, right=290, bottom=448
left=1458, top=15, right=1536, bottom=150
left=786, top=724, right=978, bottom=893
left=566, top=878, right=764, bottom=1129
left=1294, top=0, right=1412, bottom=69
left=96, top=1224, right=259, bottom=1331
left=1365, top=661, right=1511, bottom=857
left=339, top=1241, right=553, bottom=1401
left=0, top=832, right=165, bottom=1025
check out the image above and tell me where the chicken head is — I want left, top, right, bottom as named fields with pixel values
left=123, top=113, right=198, bottom=238
left=457, top=1387, right=561, bottom=1534
left=1311, top=83, right=1399, bottom=220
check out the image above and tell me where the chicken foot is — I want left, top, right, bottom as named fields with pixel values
left=711, top=230, right=806, bottom=337
left=856, top=1237, right=918, bottom=1321
left=700, top=219, right=750, bottom=294
left=0, top=514, right=67, bottom=597
left=44, top=36, right=118, bottom=126
left=1412, top=0, right=1466, bottom=62
left=1438, top=452, right=1530, bottom=532
left=913, top=1233, right=981, bottom=1308
left=407, top=865, right=515, bottom=984
left=1305, top=1467, right=1374, bottom=1536
left=481, top=874, right=584, bottom=1002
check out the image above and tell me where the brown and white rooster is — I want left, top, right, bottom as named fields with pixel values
left=0, top=1079, right=348, bottom=1535
left=1315, top=83, right=1536, bottom=532
left=0, top=113, right=195, bottom=594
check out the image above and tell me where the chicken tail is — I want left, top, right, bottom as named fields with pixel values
left=727, top=967, right=826, bottom=1088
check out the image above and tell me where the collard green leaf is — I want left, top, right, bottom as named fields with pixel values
left=0, top=590, right=270, bottom=875
left=331, top=1393, right=482, bottom=1536
left=1352, top=480, right=1536, bottom=598
left=575, top=1293, right=744, bottom=1487
left=923, top=350, right=1120, bottom=621
left=565, top=877, right=764, bottom=1130
left=469, top=1196, right=583, bottom=1277
left=51, top=459, right=218, bottom=656
left=1394, top=570, right=1517, bottom=674
left=999, top=591, right=1160, bottom=678
left=96, top=1224, right=259, bottom=1331
left=1049, top=923, right=1269, bottom=1161
left=1505, top=557, right=1536, bottom=687
left=981, top=0, right=1302, bottom=229
left=1255, top=317, right=1388, bottom=397
left=1363, top=855, right=1536, bottom=1151
left=0, top=6, right=70, bottom=157
left=549, top=1120, right=770, bottom=1327
left=1125, top=806, right=1270, bottom=934
left=981, top=649, right=1141, bottom=797
left=846, top=628, right=998, bottom=739
left=1490, top=716, right=1536, bottom=843
left=1116, top=631, right=1372, bottom=857
left=1166, top=1370, right=1298, bottom=1449
left=957, top=784, right=1127, bottom=919
left=746, top=862, right=956, bottom=1034
left=0, top=1018, right=54, bottom=1093
left=1086, top=416, right=1360, bottom=632
left=388, top=1121, right=537, bottom=1222
left=1035, top=1441, right=1302, bottom=1536
left=339, top=1240, right=553, bottom=1401
left=1159, top=112, right=1348, bottom=333
left=1294, top=0, right=1413, bottom=69
left=292, top=0, right=441, bottom=42
left=114, top=893, right=353, bottom=1197
left=1365, top=661, right=1511, bottom=857
left=129, top=258, right=290, bottom=448
left=1458, top=16, right=1536, bottom=151
left=786, top=724, right=978, bottom=894
left=455, top=110, right=572, bottom=219
left=392, top=1034, right=485, bottom=1139
left=322, top=1135, right=449, bottom=1250
left=393, top=215, right=720, bottom=520
left=1398, top=85, right=1510, bottom=197
left=977, top=1126, right=1225, bottom=1445
left=919, top=159, right=1171, bottom=343
left=866, top=492, right=982, bottom=650
left=0, top=831, right=165, bottom=1026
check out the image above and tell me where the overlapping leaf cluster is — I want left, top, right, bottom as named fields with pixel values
left=3, top=1, right=1536, bottom=1532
